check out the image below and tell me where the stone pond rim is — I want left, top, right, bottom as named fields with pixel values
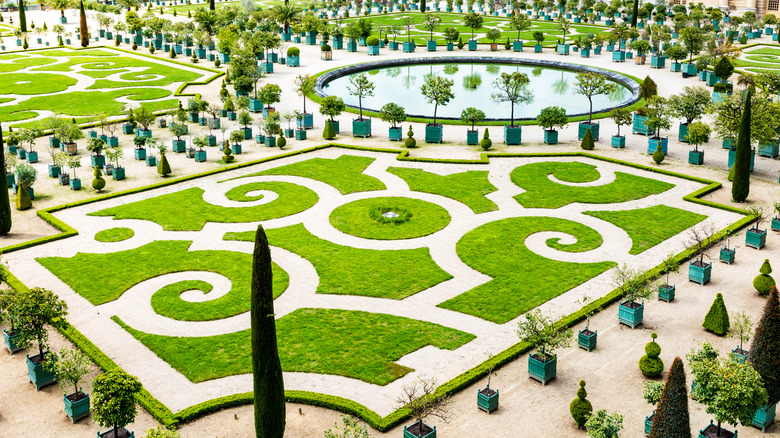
left=313, top=56, right=642, bottom=122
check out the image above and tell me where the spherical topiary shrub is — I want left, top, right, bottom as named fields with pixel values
left=287, top=46, right=300, bottom=57
left=639, top=332, right=664, bottom=377
left=570, top=380, right=593, bottom=429
left=321, top=44, right=332, bottom=52
left=754, top=259, right=775, bottom=297
left=404, top=125, right=416, bottom=148
left=366, top=35, right=380, bottom=46
left=92, top=166, right=106, bottom=192
left=480, top=128, right=492, bottom=151
left=652, top=145, right=665, bottom=164
left=702, top=292, right=730, bottom=335
left=276, top=136, right=287, bottom=149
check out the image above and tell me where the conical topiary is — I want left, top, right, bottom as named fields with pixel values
left=648, top=357, right=691, bottom=438
left=16, top=183, right=31, bottom=210
left=0, top=124, right=12, bottom=234
left=580, top=127, right=594, bottom=150
left=404, top=125, right=416, bottom=148
left=92, top=166, right=106, bottom=192
left=652, top=144, right=664, bottom=164
left=748, top=286, right=780, bottom=405
left=19, top=0, right=27, bottom=33
left=702, top=293, right=730, bottom=335
left=323, top=119, right=336, bottom=140
left=639, top=332, right=664, bottom=377
left=754, top=259, right=775, bottom=297
left=169, top=47, right=176, bottom=58
left=158, top=152, right=171, bottom=175
left=79, top=0, right=88, bottom=47
left=480, top=128, right=492, bottom=151
left=569, top=380, right=592, bottom=429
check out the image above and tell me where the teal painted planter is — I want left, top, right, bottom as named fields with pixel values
left=243, top=127, right=252, bottom=139
left=188, top=112, right=199, bottom=123
left=670, top=62, right=682, bottom=72
left=556, top=43, right=570, bottom=55
left=389, top=127, right=402, bottom=141
left=261, top=62, right=274, bottom=73
left=477, top=387, right=499, bottom=413
left=612, top=50, right=626, bottom=62
left=467, top=130, right=479, bottom=145
left=720, top=247, right=735, bottom=264
left=99, top=428, right=135, bottom=438
left=698, top=421, right=737, bottom=438
left=758, top=140, right=779, bottom=158
left=651, top=55, right=666, bottom=68
left=107, top=136, right=120, bottom=147
left=4, top=330, right=22, bottom=354
left=427, top=40, right=437, bottom=51
left=255, top=134, right=266, bottom=144
left=133, top=147, right=146, bottom=160
left=425, top=124, right=443, bottom=143
left=731, top=347, right=748, bottom=363
left=295, top=129, right=307, bottom=140
left=70, top=178, right=81, bottom=190
left=712, top=91, right=730, bottom=103
left=678, top=122, right=689, bottom=142
left=112, top=167, right=125, bottom=181
left=122, top=124, right=135, bottom=135
left=745, top=228, right=766, bottom=250
left=264, top=136, right=277, bottom=147
left=5, top=173, right=13, bottom=187
left=284, top=128, right=294, bottom=138
left=48, top=165, right=61, bottom=178
left=706, top=72, right=718, bottom=86
left=648, top=137, right=668, bottom=154
left=578, top=329, right=597, bottom=351
left=543, top=130, right=558, bottom=145
left=772, top=217, right=780, bottom=231
left=468, top=39, right=478, bottom=51
left=26, top=151, right=38, bottom=163
left=172, top=139, right=186, bottom=153
left=534, top=44, right=543, bottom=53
left=611, top=135, right=626, bottom=148
left=727, top=148, right=755, bottom=171
left=580, top=47, right=590, bottom=57
left=689, top=261, right=712, bottom=285
left=146, top=155, right=157, bottom=167
left=446, top=42, right=454, bottom=51
left=403, top=422, right=436, bottom=438
left=513, top=40, right=524, bottom=51
left=723, top=137, right=734, bottom=149
left=64, top=392, right=90, bottom=423
left=503, top=125, right=522, bottom=145
left=232, top=144, right=242, bottom=154
left=682, top=63, right=697, bottom=75
left=49, top=136, right=61, bottom=148
left=403, top=41, right=416, bottom=52
left=194, top=150, right=207, bottom=162
left=367, top=44, right=379, bottom=55
left=296, top=113, right=314, bottom=129
left=227, top=111, right=237, bottom=121
left=632, top=114, right=653, bottom=135
left=688, top=150, right=704, bottom=165
left=207, top=135, right=217, bottom=146
left=88, top=130, right=98, bottom=139
left=287, top=55, right=299, bottom=66
left=578, top=122, right=599, bottom=141
left=594, top=45, right=602, bottom=55
left=528, top=354, right=557, bottom=385
left=249, top=98, right=263, bottom=113
left=645, top=411, right=655, bottom=435
left=262, top=108, right=275, bottom=118
left=618, top=301, right=643, bottom=328
left=27, top=354, right=58, bottom=390
left=752, top=403, right=776, bottom=432
left=353, top=119, right=372, bottom=138
left=658, top=284, right=675, bottom=302
left=91, top=155, right=105, bottom=168
left=139, top=129, right=152, bottom=138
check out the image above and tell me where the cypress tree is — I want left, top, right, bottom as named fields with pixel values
left=731, top=87, right=752, bottom=202
left=420, top=0, right=426, bottom=12
left=580, top=128, right=594, bottom=150
left=19, top=0, right=27, bottom=33
left=630, top=0, right=639, bottom=28
left=702, top=293, right=730, bottom=335
left=748, top=286, right=780, bottom=406
left=0, top=124, right=11, bottom=234
left=79, top=0, right=88, bottom=48
left=251, top=225, right=285, bottom=438
left=209, top=0, right=215, bottom=10
left=649, top=357, right=691, bottom=438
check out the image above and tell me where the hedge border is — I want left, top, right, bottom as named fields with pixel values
left=2, top=143, right=753, bottom=431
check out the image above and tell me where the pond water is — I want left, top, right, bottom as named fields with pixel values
left=321, top=62, right=632, bottom=120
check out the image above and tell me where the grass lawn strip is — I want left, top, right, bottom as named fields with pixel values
left=386, top=167, right=498, bottom=214
left=249, top=155, right=386, bottom=194
left=114, top=308, right=475, bottom=385
left=329, top=196, right=451, bottom=240
left=37, top=240, right=289, bottom=321
left=584, top=205, right=706, bottom=255
left=0, top=72, right=77, bottom=95
left=511, top=161, right=675, bottom=208
left=89, top=181, right=318, bottom=231
left=440, top=216, right=615, bottom=323
left=225, top=224, right=452, bottom=300
left=94, top=227, right=135, bottom=242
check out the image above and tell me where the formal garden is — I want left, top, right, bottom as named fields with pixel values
left=1, top=0, right=780, bottom=436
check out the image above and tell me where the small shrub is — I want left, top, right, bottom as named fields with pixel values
left=366, top=35, right=380, bottom=46
left=713, top=82, right=733, bottom=93
left=739, top=34, right=747, bottom=44
left=132, top=43, right=138, bottom=51
left=169, top=47, right=176, bottom=58
left=321, top=44, right=331, bottom=51
left=149, top=45, right=155, bottom=54
left=222, top=146, right=234, bottom=163
left=504, top=38, right=511, bottom=50
left=16, top=184, right=32, bottom=210
left=287, top=47, right=300, bottom=57
left=276, top=136, right=286, bottom=149
left=652, top=144, right=665, bottom=164
left=570, top=380, right=592, bottom=429
left=158, top=153, right=171, bottom=176
left=92, top=166, right=106, bottom=192
left=457, top=36, right=464, bottom=49
left=480, top=128, right=492, bottom=150
left=639, top=332, right=664, bottom=377
left=703, top=293, right=730, bottom=335
left=323, top=119, right=336, bottom=140
left=215, top=59, right=221, bottom=68
left=404, top=125, right=416, bottom=148
left=580, top=127, right=594, bottom=150
left=754, top=259, right=776, bottom=296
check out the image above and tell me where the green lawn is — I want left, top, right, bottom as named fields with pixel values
left=735, top=46, right=780, bottom=74
left=0, top=72, right=77, bottom=95
left=94, top=227, right=135, bottom=242
left=248, top=155, right=386, bottom=194
left=37, top=240, right=289, bottom=321
left=329, top=196, right=451, bottom=240
left=440, top=216, right=615, bottom=323
left=386, top=167, right=498, bottom=214
left=115, top=307, right=475, bottom=385
left=225, top=224, right=452, bottom=299
left=584, top=205, right=706, bottom=255
left=511, top=162, right=674, bottom=208
left=89, top=181, right=318, bottom=231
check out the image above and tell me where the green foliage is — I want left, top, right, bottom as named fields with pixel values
left=45, top=347, right=91, bottom=395
left=144, top=426, right=182, bottom=438
left=222, top=145, right=234, bottom=164
left=668, top=86, right=711, bottom=124
left=639, top=76, right=658, bottom=100
left=14, top=287, right=68, bottom=357
left=643, top=381, right=664, bottom=405
left=702, top=293, right=730, bottom=335
left=94, top=227, right=134, bottom=243
left=15, top=182, right=32, bottom=210
left=287, top=46, right=300, bottom=57
left=697, top=355, right=768, bottom=432
left=732, top=87, right=752, bottom=202
left=254, top=155, right=384, bottom=195
left=536, top=106, right=568, bottom=131
left=323, top=119, right=336, bottom=140
left=276, top=136, right=286, bottom=149
left=324, top=415, right=374, bottom=438
left=330, top=197, right=450, bottom=240
left=420, top=74, right=455, bottom=125
left=91, top=370, right=142, bottom=432
left=652, top=144, right=665, bottom=164
left=0, top=125, right=12, bottom=235
left=15, top=162, right=37, bottom=188
left=639, top=332, right=664, bottom=377
left=319, top=95, right=346, bottom=121
left=580, top=127, right=594, bottom=150
left=648, top=357, right=690, bottom=438
left=346, top=73, right=374, bottom=119
left=570, top=380, right=593, bottom=429
left=379, top=102, right=406, bottom=128
left=685, top=121, right=710, bottom=151
left=387, top=167, right=497, bottom=214
left=404, top=125, right=416, bottom=148
left=490, top=72, right=533, bottom=125
left=754, top=259, right=775, bottom=296
left=749, top=287, right=780, bottom=405
left=585, top=409, right=624, bottom=438
left=480, top=128, right=492, bottom=151
left=516, top=308, right=573, bottom=361
left=574, top=71, right=617, bottom=123
left=460, top=107, right=485, bottom=130
left=713, top=57, right=734, bottom=82
left=92, top=166, right=106, bottom=192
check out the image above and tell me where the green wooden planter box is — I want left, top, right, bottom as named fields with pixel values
left=612, top=50, right=626, bottom=62
left=264, top=136, right=277, bottom=147
left=578, top=122, right=599, bottom=141
left=207, top=135, right=217, bottom=146
left=27, top=354, right=58, bottom=390
left=4, top=329, right=22, bottom=354
left=64, top=392, right=90, bottom=423
left=648, top=137, right=668, bottom=154
left=403, top=422, right=436, bottom=438
left=172, top=139, right=186, bottom=153
left=752, top=403, right=776, bottom=432
left=112, top=167, right=126, bottom=181
left=771, top=217, right=780, bottom=231
left=528, top=354, right=557, bottom=385
left=689, top=261, right=712, bottom=285
left=698, top=421, right=737, bottom=438
left=688, top=150, right=704, bottom=165
left=122, top=123, right=135, bottom=134
left=543, top=130, right=558, bottom=144
left=295, top=129, right=307, bottom=140
left=513, top=40, right=524, bottom=51
left=389, top=127, right=402, bottom=141
left=425, top=124, right=443, bottom=143
left=133, top=147, right=146, bottom=160
left=194, top=150, right=207, bottom=162
left=758, top=140, right=779, bottom=158
left=70, top=178, right=82, bottom=190
left=502, top=125, right=522, bottom=145
left=651, top=55, right=665, bottom=68
left=403, top=41, right=416, bottom=52
left=719, top=247, right=735, bottom=264
left=745, top=228, right=766, bottom=250
left=645, top=411, right=655, bottom=436
left=249, top=98, right=263, bottom=113
left=727, top=148, right=755, bottom=171
left=255, top=134, right=266, bottom=144
left=670, top=62, right=682, bottom=72
left=49, top=136, right=60, bottom=148
left=578, top=329, right=597, bottom=351
left=91, top=155, right=106, bottom=168
left=467, top=130, right=479, bottom=145
left=556, top=43, right=570, bottom=55
left=243, top=127, right=252, bottom=139
left=534, top=44, right=543, bottom=53
left=477, top=387, right=499, bottom=413
left=353, top=118, right=372, bottom=138
left=146, top=155, right=157, bottom=167
left=678, top=122, right=689, bottom=142
left=468, top=39, right=478, bottom=51
left=632, top=114, right=653, bottom=135
left=426, top=40, right=437, bottom=51
left=296, top=113, right=314, bottom=129
left=611, top=135, right=626, bottom=148
left=658, top=284, right=675, bottom=302
left=682, top=63, right=697, bottom=75
left=48, top=165, right=61, bottom=178
left=618, top=301, right=643, bottom=328
left=731, top=347, right=748, bottom=363
left=580, top=47, right=590, bottom=57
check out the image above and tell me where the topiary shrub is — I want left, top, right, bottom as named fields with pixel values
left=652, top=144, right=665, bottom=164
left=321, top=44, right=331, bottom=52
left=149, top=45, right=155, bottom=54
left=739, top=34, right=747, bottom=44
left=92, top=166, right=106, bottom=192
left=215, top=59, right=221, bottom=68
left=480, top=128, right=492, bottom=150
left=15, top=184, right=31, bottom=210
left=158, top=152, right=171, bottom=176
left=323, top=119, right=336, bottom=140
left=580, top=127, right=594, bottom=150
left=702, top=293, right=730, bottom=335
left=404, top=125, right=416, bottom=148
left=222, top=146, right=234, bottom=163
left=713, top=82, right=733, bottom=93
left=287, top=46, right=300, bottom=57
left=457, top=36, right=464, bottom=49
left=570, top=380, right=592, bottom=429
left=754, top=259, right=775, bottom=296
left=276, top=136, right=286, bottom=149
left=639, top=332, right=664, bottom=377
left=366, top=35, right=380, bottom=46
left=169, top=47, right=176, bottom=58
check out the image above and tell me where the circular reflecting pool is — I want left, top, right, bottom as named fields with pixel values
left=317, top=59, right=637, bottom=121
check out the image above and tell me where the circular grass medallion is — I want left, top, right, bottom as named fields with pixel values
left=330, top=197, right=451, bottom=240
left=94, top=227, right=135, bottom=242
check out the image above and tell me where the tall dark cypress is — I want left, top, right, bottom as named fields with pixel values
left=79, top=0, right=88, bottom=47
left=630, top=0, right=638, bottom=28
left=731, top=87, right=752, bottom=202
left=209, top=0, right=215, bottom=10
left=19, top=0, right=27, bottom=33
left=251, top=225, right=285, bottom=438
left=748, top=286, right=780, bottom=406
left=420, top=0, right=426, bottom=12
left=649, top=357, right=691, bottom=438
left=0, top=124, right=11, bottom=235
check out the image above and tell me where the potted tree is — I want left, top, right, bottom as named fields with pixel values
left=320, top=43, right=332, bottom=60
left=397, top=377, right=451, bottom=438
left=192, top=135, right=208, bottom=162
left=532, top=30, right=545, bottom=52
left=171, top=123, right=188, bottom=153
left=460, top=107, right=485, bottom=145
left=643, top=381, right=664, bottom=434
left=92, top=370, right=142, bottom=438
left=772, top=202, right=780, bottom=232
left=613, top=264, right=654, bottom=328
left=229, top=129, right=244, bottom=155
left=657, top=253, right=680, bottom=302
left=293, top=74, right=315, bottom=129
left=422, top=12, right=441, bottom=51
left=105, top=144, right=125, bottom=180
left=15, top=287, right=68, bottom=390
left=45, top=347, right=92, bottom=422
left=665, top=44, right=686, bottom=72
left=86, top=137, right=107, bottom=168
left=644, top=96, right=671, bottom=154
left=133, top=106, right=156, bottom=138
left=574, top=71, right=616, bottom=141
left=14, top=162, right=37, bottom=200
left=0, top=288, right=24, bottom=354
left=263, top=112, right=281, bottom=147
left=609, top=107, right=632, bottom=148
left=631, top=39, right=651, bottom=64
left=464, top=12, right=483, bottom=50
left=576, top=296, right=599, bottom=351
left=685, top=121, right=710, bottom=165
left=443, top=26, right=458, bottom=51
left=486, top=28, right=501, bottom=51
left=380, top=102, right=406, bottom=141
left=67, top=155, right=82, bottom=190
left=477, top=352, right=499, bottom=413
left=668, top=86, right=711, bottom=144
left=719, top=228, right=736, bottom=264
left=555, top=16, right=571, bottom=54
left=745, top=205, right=767, bottom=250
left=537, top=106, right=568, bottom=144
left=516, top=309, right=572, bottom=384
left=238, top=110, right=252, bottom=140
left=104, top=119, right=119, bottom=147
left=420, top=74, right=454, bottom=143
left=347, top=73, right=374, bottom=138
left=687, top=222, right=715, bottom=285
left=286, top=46, right=300, bottom=66
left=730, top=311, right=753, bottom=361
left=319, top=96, right=345, bottom=134
left=132, top=135, right=147, bottom=161
left=510, top=12, right=530, bottom=51
left=56, top=119, right=83, bottom=155
left=258, top=83, right=282, bottom=119
left=491, top=72, right=533, bottom=145
left=294, top=111, right=307, bottom=140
